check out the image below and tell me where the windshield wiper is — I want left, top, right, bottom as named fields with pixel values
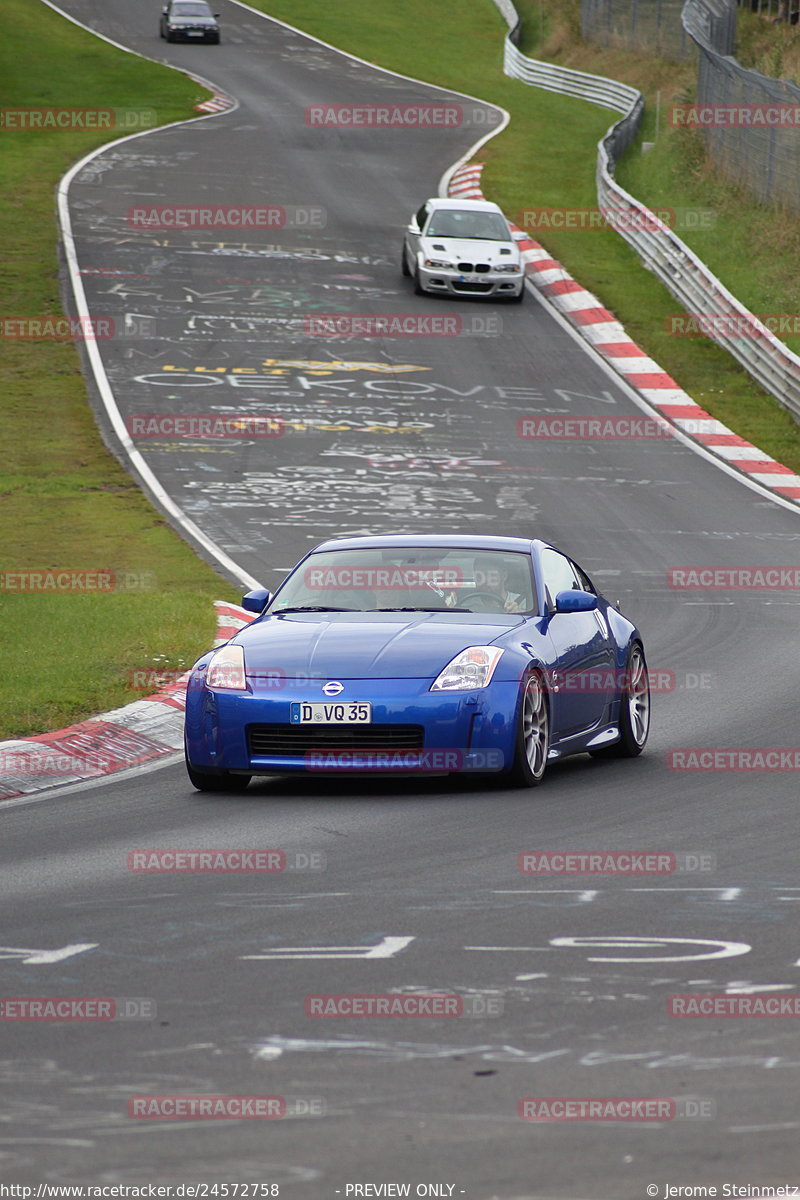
left=374, top=606, right=470, bottom=613
left=271, top=605, right=358, bottom=614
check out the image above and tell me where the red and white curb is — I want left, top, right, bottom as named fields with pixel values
left=194, top=90, right=235, bottom=114
left=0, top=601, right=251, bottom=802
left=213, top=599, right=251, bottom=645
left=449, top=162, right=800, bottom=505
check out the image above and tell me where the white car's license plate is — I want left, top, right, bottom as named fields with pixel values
left=290, top=701, right=372, bottom=724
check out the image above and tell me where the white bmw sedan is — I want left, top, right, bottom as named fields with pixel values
left=402, top=197, right=526, bottom=302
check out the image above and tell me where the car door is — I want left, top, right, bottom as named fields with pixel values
left=540, top=548, right=616, bottom=735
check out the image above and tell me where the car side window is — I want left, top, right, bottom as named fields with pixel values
left=540, top=549, right=581, bottom=609
left=570, top=560, right=596, bottom=594
left=415, top=204, right=429, bottom=232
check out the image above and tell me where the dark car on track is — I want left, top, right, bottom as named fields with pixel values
left=159, top=0, right=220, bottom=43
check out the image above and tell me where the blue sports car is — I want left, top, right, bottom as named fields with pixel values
left=184, top=534, right=650, bottom=791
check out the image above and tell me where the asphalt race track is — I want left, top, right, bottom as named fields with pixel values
left=3, top=1, right=800, bottom=1196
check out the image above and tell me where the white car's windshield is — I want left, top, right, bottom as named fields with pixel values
left=425, top=210, right=511, bottom=241
left=269, top=548, right=535, bottom=615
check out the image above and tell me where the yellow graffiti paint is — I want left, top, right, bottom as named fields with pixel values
left=259, top=359, right=431, bottom=374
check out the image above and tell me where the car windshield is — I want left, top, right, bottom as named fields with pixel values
left=425, top=210, right=511, bottom=241
left=269, top=548, right=535, bottom=615
left=173, top=3, right=211, bottom=14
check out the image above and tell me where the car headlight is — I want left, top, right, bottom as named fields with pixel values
left=430, top=646, right=504, bottom=691
left=495, top=264, right=522, bottom=273
left=205, top=644, right=247, bottom=690
left=424, top=258, right=453, bottom=269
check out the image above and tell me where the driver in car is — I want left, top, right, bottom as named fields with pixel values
left=465, top=558, right=528, bottom=613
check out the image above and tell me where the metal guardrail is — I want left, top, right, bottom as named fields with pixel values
left=682, top=0, right=737, bottom=46
left=493, top=0, right=800, bottom=422
left=504, top=39, right=641, bottom=112
left=492, top=0, right=521, bottom=30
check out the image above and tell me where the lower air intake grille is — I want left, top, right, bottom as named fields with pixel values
left=247, top=724, right=425, bottom=756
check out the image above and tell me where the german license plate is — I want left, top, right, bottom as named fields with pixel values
left=290, top=701, right=372, bottom=724
left=188, top=30, right=204, bottom=35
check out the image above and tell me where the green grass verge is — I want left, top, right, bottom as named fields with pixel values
left=736, top=7, right=800, bottom=83
left=247, top=0, right=800, bottom=474
left=0, top=0, right=240, bottom=740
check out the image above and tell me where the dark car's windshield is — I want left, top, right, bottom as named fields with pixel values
left=172, top=3, right=213, bottom=15
left=269, top=548, right=535, bottom=615
left=425, top=210, right=511, bottom=241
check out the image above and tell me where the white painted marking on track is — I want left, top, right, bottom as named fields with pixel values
left=724, top=982, right=795, bottom=994
left=553, top=387, right=618, bottom=406
left=729, top=1121, right=800, bottom=1133
left=240, top=935, right=414, bottom=960
left=549, top=935, right=751, bottom=963
left=627, top=887, right=742, bottom=900
left=0, top=943, right=97, bottom=964
left=494, top=889, right=599, bottom=902
left=0, top=1138, right=95, bottom=1147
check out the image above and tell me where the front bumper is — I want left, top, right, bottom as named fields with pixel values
left=417, top=265, right=524, bottom=298
left=185, top=675, right=521, bottom=776
left=167, top=24, right=219, bottom=39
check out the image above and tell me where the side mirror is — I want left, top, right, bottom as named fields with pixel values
left=407, top=222, right=420, bottom=234
left=242, top=588, right=272, bottom=614
left=555, top=589, right=597, bottom=614
left=162, top=5, right=168, bottom=12
left=511, top=230, right=527, bottom=242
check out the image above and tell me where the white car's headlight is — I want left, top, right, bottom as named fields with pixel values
left=424, top=258, right=453, bottom=269
left=431, top=646, right=504, bottom=691
left=495, top=263, right=522, bottom=273
left=205, top=644, right=247, bottom=690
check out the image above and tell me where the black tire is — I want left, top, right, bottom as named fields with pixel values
left=212, top=33, right=221, bottom=43
left=401, top=243, right=411, bottom=277
left=413, top=266, right=424, bottom=296
left=508, top=285, right=525, bottom=304
left=506, top=670, right=550, bottom=787
left=165, top=30, right=175, bottom=42
left=185, top=750, right=251, bottom=793
left=589, top=642, right=650, bottom=759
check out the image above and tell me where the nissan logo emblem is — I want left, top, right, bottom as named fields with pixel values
left=322, top=681, right=344, bottom=697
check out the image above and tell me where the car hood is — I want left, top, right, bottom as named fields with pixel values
left=235, top=611, right=525, bottom=679
left=420, top=236, right=520, bottom=266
